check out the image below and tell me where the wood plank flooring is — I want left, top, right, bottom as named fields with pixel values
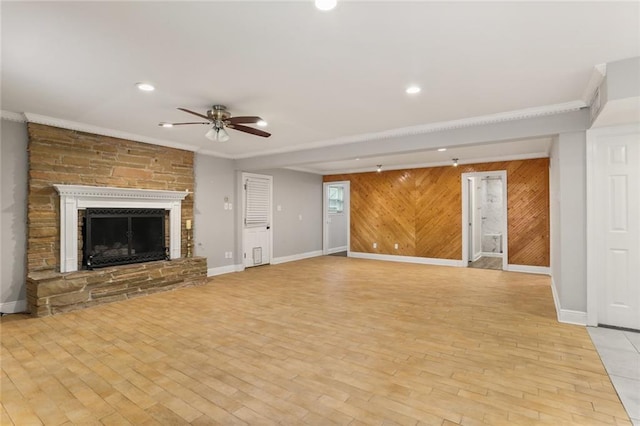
left=1, top=256, right=630, bottom=425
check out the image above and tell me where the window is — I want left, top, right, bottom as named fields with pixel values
left=328, top=185, right=344, bottom=214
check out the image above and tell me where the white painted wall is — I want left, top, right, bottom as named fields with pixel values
left=194, top=154, right=237, bottom=272
left=258, top=169, right=323, bottom=261
left=550, top=132, right=588, bottom=324
left=0, top=119, right=29, bottom=313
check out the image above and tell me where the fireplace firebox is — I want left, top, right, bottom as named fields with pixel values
left=83, top=208, right=169, bottom=269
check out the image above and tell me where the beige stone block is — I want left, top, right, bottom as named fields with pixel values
left=29, top=226, right=59, bottom=238
left=48, top=291, right=90, bottom=307
left=35, top=278, right=87, bottom=298
left=112, top=166, right=152, bottom=179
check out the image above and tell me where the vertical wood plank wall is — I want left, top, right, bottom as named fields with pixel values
left=324, top=158, right=550, bottom=267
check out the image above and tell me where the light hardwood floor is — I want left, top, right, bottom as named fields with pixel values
left=1, top=257, right=630, bottom=425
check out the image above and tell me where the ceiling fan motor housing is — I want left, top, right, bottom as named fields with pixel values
left=209, top=105, right=231, bottom=122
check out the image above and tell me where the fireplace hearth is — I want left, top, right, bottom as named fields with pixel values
left=84, top=208, right=168, bottom=269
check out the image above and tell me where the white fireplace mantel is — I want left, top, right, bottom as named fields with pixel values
left=53, top=184, right=190, bottom=273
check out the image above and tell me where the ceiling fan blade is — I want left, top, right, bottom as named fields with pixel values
left=228, top=124, right=271, bottom=138
left=177, top=108, right=210, bottom=120
left=226, top=116, right=262, bottom=125
left=164, top=122, right=210, bottom=126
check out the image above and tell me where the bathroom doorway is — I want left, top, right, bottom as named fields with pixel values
left=461, top=171, right=508, bottom=271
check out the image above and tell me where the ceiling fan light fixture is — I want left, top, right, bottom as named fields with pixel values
left=315, top=0, right=337, bottom=11
left=256, top=120, right=268, bottom=127
left=159, top=122, right=173, bottom=128
left=206, top=126, right=230, bottom=142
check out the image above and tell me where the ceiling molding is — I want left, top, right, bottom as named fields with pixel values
left=22, top=112, right=204, bottom=153
left=581, top=63, right=607, bottom=105
left=1, top=110, right=26, bottom=122
left=314, top=152, right=551, bottom=176
left=233, top=101, right=586, bottom=160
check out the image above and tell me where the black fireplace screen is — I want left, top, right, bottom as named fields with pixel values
left=83, top=208, right=168, bottom=269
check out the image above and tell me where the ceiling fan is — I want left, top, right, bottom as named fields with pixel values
left=160, top=105, right=271, bottom=142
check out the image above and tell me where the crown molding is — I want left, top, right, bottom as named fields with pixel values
left=1, top=110, right=26, bottom=122
left=306, top=151, right=550, bottom=176
left=23, top=112, right=203, bottom=153
left=581, top=63, right=607, bottom=105
left=234, top=100, right=586, bottom=160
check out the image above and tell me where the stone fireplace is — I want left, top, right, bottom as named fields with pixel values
left=26, top=123, right=207, bottom=317
left=53, top=184, right=189, bottom=272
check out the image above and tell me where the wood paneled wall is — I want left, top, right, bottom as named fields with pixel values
left=324, top=158, right=550, bottom=266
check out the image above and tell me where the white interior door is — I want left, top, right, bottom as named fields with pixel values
left=589, top=126, right=640, bottom=329
left=323, top=181, right=350, bottom=256
left=242, top=173, right=272, bottom=268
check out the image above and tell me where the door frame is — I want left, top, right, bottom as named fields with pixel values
left=322, top=181, right=350, bottom=256
left=461, top=170, right=508, bottom=270
left=241, top=172, right=273, bottom=268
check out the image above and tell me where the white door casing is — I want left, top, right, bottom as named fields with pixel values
left=242, top=173, right=273, bottom=268
left=322, top=181, right=350, bottom=256
left=461, top=171, right=508, bottom=270
left=587, top=124, right=640, bottom=329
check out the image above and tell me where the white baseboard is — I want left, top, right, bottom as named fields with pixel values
left=207, top=265, right=239, bottom=277
left=559, top=309, right=588, bottom=326
left=327, top=246, right=348, bottom=255
left=481, top=252, right=503, bottom=258
left=349, top=252, right=464, bottom=267
left=507, top=264, right=550, bottom=275
left=271, top=250, right=323, bottom=265
left=550, top=277, right=587, bottom=326
left=0, top=299, right=28, bottom=314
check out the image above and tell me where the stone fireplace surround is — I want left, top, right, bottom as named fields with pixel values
left=54, top=184, right=189, bottom=273
left=27, top=184, right=207, bottom=317
left=26, top=123, right=206, bottom=317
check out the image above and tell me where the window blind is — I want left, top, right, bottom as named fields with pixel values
left=245, top=177, right=270, bottom=226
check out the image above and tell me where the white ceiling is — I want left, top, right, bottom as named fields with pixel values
left=2, top=1, right=639, bottom=174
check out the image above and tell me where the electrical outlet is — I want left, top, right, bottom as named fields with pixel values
left=373, top=242, right=377, bottom=249
left=394, top=243, right=399, bottom=249
left=228, top=203, right=232, bottom=210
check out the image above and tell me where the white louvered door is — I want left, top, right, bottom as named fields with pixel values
left=242, top=173, right=272, bottom=268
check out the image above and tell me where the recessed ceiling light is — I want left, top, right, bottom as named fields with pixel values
left=136, top=82, right=155, bottom=92
left=437, top=148, right=447, bottom=152
left=355, top=158, right=360, bottom=161
left=315, top=0, right=337, bottom=11
left=159, top=122, right=173, bottom=128
left=256, top=120, right=268, bottom=128
left=406, top=86, right=421, bottom=94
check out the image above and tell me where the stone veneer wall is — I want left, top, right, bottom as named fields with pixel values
left=27, top=257, right=207, bottom=317
left=26, top=123, right=201, bottom=316
left=27, top=123, right=194, bottom=272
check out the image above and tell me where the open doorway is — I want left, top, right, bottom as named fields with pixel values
left=461, top=171, right=508, bottom=271
left=322, top=181, right=350, bottom=256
